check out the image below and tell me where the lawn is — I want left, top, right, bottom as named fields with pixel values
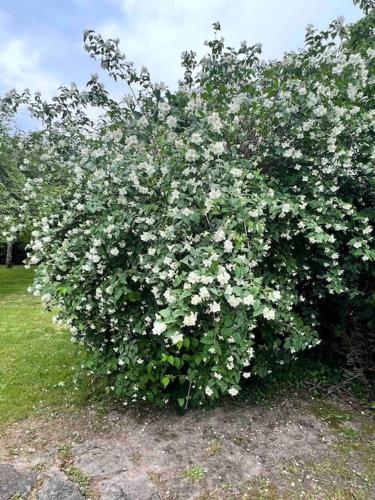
left=0, top=265, right=82, bottom=428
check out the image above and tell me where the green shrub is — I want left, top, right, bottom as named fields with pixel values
left=7, top=7, right=374, bottom=407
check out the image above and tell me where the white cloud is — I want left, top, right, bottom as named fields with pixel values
left=0, top=38, right=59, bottom=97
left=96, top=0, right=362, bottom=88
left=0, top=0, right=362, bottom=129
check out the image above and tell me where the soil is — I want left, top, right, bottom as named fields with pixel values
left=0, top=393, right=374, bottom=499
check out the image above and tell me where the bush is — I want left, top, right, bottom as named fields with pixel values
left=9, top=8, right=375, bottom=407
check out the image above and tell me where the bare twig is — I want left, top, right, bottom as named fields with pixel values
left=185, top=380, right=193, bottom=410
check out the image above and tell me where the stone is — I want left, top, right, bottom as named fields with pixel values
left=99, top=472, right=160, bottom=500
left=74, top=442, right=133, bottom=477
left=0, top=463, right=38, bottom=500
left=36, top=474, right=84, bottom=500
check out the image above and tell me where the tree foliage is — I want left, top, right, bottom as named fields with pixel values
left=0, top=117, right=23, bottom=229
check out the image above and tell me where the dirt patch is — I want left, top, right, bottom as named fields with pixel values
left=0, top=394, right=373, bottom=499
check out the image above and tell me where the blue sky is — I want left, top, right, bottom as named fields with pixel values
left=0, top=0, right=364, bottom=111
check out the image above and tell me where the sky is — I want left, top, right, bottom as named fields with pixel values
left=0, top=0, right=364, bottom=127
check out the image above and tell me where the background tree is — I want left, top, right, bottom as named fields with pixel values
left=0, top=115, right=24, bottom=266
left=0, top=105, right=75, bottom=266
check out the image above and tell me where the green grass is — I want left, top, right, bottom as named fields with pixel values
left=63, top=466, right=93, bottom=497
left=0, top=265, right=35, bottom=296
left=0, top=265, right=82, bottom=428
left=181, top=464, right=206, bottom=483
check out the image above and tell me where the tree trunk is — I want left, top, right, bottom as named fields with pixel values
left=5, top=241, right=13, bottom=268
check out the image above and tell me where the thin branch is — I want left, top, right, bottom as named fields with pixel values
left=185, top=380, right=193, bottom=410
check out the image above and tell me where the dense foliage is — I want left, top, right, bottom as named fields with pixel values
left=0, top=117, right=23, bottom=242
left=3, top=4, right=374, bottom=407
left=0, top=113, right=70, bottom=264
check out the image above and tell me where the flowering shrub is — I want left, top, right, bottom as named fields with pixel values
left=6, top=7, right=374, bottom=407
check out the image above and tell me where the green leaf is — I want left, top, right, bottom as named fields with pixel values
left=161, top=376, right=170, bottom=388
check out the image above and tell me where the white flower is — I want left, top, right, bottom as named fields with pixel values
left=210, top=141, right=225, bottom=156
left=166, top=115, right=177, bottom=128
left=314, top=105, right=327, bottom=117
left=138, top=116, right=148, bottom=128
left=125, top=135, right=138, bottom=148
left=110, top=247, right=119, bottom=256
left=243, top=294, right=255, bottom=306
left=224, top=239, right=233, bottom=253
left=164, top=290, right=175, bottom=303
left=191, top=133, right=203, bottom=145
left=205, top=386, right=213, bottom=397
left=207, top=112, right=223, bottom=132
left=209, top=301, right=221, bottom=313
left=41, top=293, right=51, bottom=303
left=226, top=355, right=234, bottom=370
left=152, top=321, right=167, bottom=335
left=201, top=275, right=214, bottom=285
left=270, top=290, right=281, bottom=302
left=140, top=231, right=156, bottom=242
left=227, top=295, right=241, bottom=308
left=140, top=162, right=155, bottom=176
left=230, top=167, right=242, bottom=177
left=263, top=307, right=276, bottom=320
left=243, top=372, right=251, bottom=378
left=208, top=189, right=222, bottom=200
left=214, top=228, right=226, bottom=242
left=181, top=207, right=193, bottom=217
left=347, top=83, right=357, bottom=100
left=188, top=272, right=200, bottom=283
left=191, top=295, right=202, bottom=305
left=228, top=96, right=243, bottom=113
left=199, top=286, right=210, bottom=300
left=217, top=267, right=230, bottom=286
left=228, top=387, right=239, bottom=396
left=170, top=333, right=183, bottom=344
left=183, top=312, right=197, bottom=326
left=158, top=101, right=171, bottom=115
left=170, top=190, right=180, bottom=202
left=185, top=149, right=199, bottom=162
